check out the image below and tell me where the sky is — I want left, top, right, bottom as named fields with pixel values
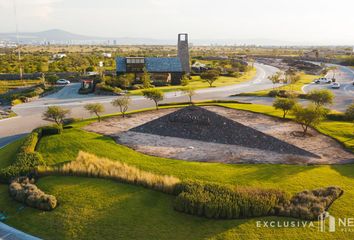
left=0, top=0, right=354, bottom=45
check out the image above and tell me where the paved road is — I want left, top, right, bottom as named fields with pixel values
left=0, top=63, right=279, bottom=148
left=303, top=64, right=354, bottom=111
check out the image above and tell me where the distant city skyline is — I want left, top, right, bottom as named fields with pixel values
left=0, top=0, right=354, bottom=45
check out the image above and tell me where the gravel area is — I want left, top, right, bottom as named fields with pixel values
left=131, top=106, right=318, bottom=158
left=84, top=106, right=354, bottom=165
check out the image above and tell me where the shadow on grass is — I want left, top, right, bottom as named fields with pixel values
left=228, top=164, right=317, bottom=184
left=330, top=164, right=354, bottom=179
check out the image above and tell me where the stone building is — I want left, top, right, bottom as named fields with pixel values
left=116, top=34, right=190, bottom=85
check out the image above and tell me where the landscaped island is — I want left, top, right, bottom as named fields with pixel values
left=0, top=102, right=353, bottom=239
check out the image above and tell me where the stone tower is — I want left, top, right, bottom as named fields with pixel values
left=178, top=33, right=190, bottom=74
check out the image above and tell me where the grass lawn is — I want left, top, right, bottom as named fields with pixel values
left=0, top=138, right=23, bottom=168
left=129, top=68, right=256, bottom=95
left=0, top=103, right=354, bottom=239
left=238, top=74, right=319, bottom=97
left=0, top=79, right=42, bottom=94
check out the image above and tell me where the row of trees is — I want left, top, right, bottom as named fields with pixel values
left=43, top=87, right=199, bottom=125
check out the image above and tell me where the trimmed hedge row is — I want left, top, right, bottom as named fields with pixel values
left=34, top=125, right=62, bottom=136
left=173, top=181, right=343, bottom=220
left=0, top=125, right=62, bottom=183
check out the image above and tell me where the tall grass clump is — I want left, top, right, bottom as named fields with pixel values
left=276, top=186, right=343, bottom=220
left=173, top=181, right=290, bottom=219
left=38, top=151, right=180, bottom=194
left=173, top=181, right=343, bottom=220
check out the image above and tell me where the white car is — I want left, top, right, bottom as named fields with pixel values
left=314, top=78, right=332, bottom=84
left=56, top=79, right=70, bottom=85
left=331, top=82, right=340, bottom=89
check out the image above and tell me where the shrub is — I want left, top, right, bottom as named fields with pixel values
left=173, top=181, right=290, bottom=219
left=11, top=99, right=22, bottom=106
left=277, top=186, right=343, bottom=220
left=0, top=166, right=31, bottom=183
left=131, top=84, right=146, bottom=90
left=173, top=182, right=343, bottom=220
left=9, top=177, right=57, bottom=211
left=16, top=152, right=44, bottom=168
left=95, top=83, right=122, bottom=94
left=345, top=103, right=354, bottom=121
left=38, top=151, right=180, bottom=194
left=39, top=125, right=63, bottom=136
left=268, top=90, right=279, bottom=97
left=326, top=113, right=347, bottom=121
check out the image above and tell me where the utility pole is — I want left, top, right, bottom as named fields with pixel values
left=13, top=0, right=23, bottom=81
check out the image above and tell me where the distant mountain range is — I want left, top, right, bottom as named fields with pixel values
left=0, top=29, right=351, bottom=46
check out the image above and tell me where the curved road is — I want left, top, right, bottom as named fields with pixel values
left=303, top=64, right=354, bottom=111
left=0, top=63, right=279, bottom=148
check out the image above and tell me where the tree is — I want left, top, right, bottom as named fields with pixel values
left=142, top=89, right=164, bottom=110
left=273, top=97, right=297, bottom=118
left=84, top=103, right=105, bottom=122
left=43, top=106, right=70, bottom=126
left=307, top=89, right=334, bottom=108
left=142, top=67, right=152, bottom=88
left=183, top=87, right=196, bottom=104
left=291, top=104, right=328, bottom=136
left=268, top=72, right=282, bottom=89
left=327, top=66, right=338, bottom=81
left=200, top=70, right=219, bottom=87
left=111, top=95, right=131, bottom=117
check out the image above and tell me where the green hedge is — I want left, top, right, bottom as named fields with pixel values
left=18, top=132, right=39, bottom=153
left=34, top=125, right=62, bottom=136
left=0, top=126, right=61, bottom=183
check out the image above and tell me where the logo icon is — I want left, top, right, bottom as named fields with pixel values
left=318, top=211, right=336, bottom=232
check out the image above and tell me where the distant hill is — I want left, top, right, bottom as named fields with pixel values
left=0, top=29, right=335, bottom=46
left=0, top=29, right=99, bottom=43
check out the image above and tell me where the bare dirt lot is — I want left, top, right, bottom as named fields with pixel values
left=84, top=106, right=354, bottom=165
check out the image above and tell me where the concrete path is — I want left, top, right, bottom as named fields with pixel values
left=0, top=222, right=40, bottom=240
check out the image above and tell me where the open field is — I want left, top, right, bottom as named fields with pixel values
left=129, top=68, right=257, bottom=95
left=237, top=73, right=319, bottom=97
left=0, top=103, right=353, bottom=239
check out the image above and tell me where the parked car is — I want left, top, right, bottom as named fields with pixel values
left=331, top=82, right=340, bottom=89
left=56, top=79, right=70, bottom=85
left=314, top=78, right=332, bottom=84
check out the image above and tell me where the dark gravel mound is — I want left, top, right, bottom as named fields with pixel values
left=131, top=106, right=319, bottom=158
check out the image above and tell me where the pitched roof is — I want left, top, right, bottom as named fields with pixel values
left=116, top=57, right=183, bottom=73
